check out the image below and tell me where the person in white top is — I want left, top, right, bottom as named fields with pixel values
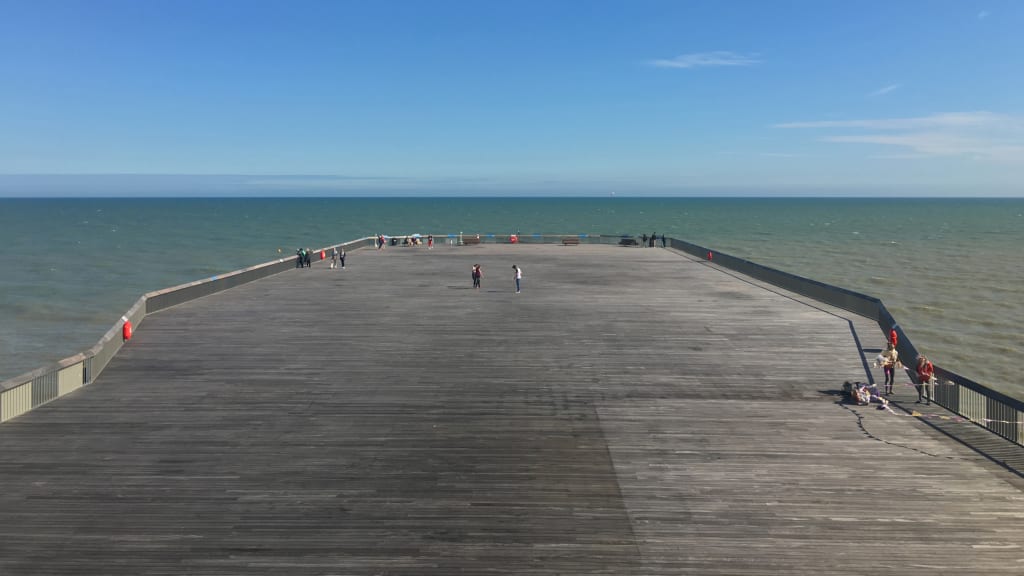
left=513, top=265, right=522, bottom=293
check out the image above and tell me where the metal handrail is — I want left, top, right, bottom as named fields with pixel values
left=667, top=237, right=1023, bottom=446
left=1, top=237, right=375, bottom=422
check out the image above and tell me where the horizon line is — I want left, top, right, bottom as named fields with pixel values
left=2, top=194, right=1022, bottom=200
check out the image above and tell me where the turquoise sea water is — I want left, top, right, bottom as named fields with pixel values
left=1, top=197, right=1022, bottom=398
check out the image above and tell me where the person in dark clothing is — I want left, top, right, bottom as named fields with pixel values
left=641, top=233, right=648, bottom=247
left=649, top=232, right=656, bottom=247
left=296, top=248, right=304, bottom=268
left=339, top=248, right=346, bottom=269
left=303, top=248, right=312, bottom=268
left=661, top=234, right=666, bottom=247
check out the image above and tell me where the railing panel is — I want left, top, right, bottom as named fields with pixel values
left=1, top=384, right=32, bottom=423
left=1018, top=409, right=1024, bottom=445
left=959, top=386, right=985, bottom=423
left=986, top=397, right=1020, bottom=441
left=31, top=372, right=59, bottom=408
left=934, top=377, right=958, bottom=412
left=58, top=363, right=84, bottom=396
left=84, top=356, right=93, bottom=385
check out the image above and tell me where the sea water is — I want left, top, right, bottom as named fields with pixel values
left=1, top=197, right=1021, bottom=398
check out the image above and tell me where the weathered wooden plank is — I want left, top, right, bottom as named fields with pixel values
left=0, top=244, right=1020, bottom=575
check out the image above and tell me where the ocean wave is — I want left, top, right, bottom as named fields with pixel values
left=906, top=304, right=946, bottom=316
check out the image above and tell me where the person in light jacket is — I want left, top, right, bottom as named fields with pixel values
left=916, top=355, right=935, bottom=405
left=881, top=342, right=899, bottom=395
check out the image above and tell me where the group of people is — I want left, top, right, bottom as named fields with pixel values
left=296, top=246, right=347, bottom=269
left=329, top=247, right=346, bottom=269
left=402, top=236, right=430, bottom=247
left=471, top=263, right=522, bottom=293
left=376, top=234, right=436, bottom=248
left=874, top=327, right=936, bottom=405
left=639, top=233, right=666, bottom=248
left=848, top=381, right=890, bottom=409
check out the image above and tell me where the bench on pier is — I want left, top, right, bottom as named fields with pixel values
left=562, top=237, right=581, bottom=246
left=461, top=236, right=482, bottom=246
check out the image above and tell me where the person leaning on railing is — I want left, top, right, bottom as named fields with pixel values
left=915, top=355, right=935, bottom=405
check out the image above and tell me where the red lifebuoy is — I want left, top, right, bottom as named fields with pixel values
left=122, top=320, right=133, bottom=342
left=707, top=251, right=713, bottom=261
left=320, top=250, right=325, bottom=260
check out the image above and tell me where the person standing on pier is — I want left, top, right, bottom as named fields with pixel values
left=296, top=248, right=304, bottom=268
left=881, top=341, right=899, bottom=395
left=915, top=355, right=935, bottom=405
left=339, top=248, right=346, bottom=269
left=660, top=234, right=666, bottom=248
left=330, top=247, right=338, bottom=269
left=427, top=234, right=434, bottom=249
left=513, top=264, right=522, bottom=293
left=642, top=233, right=648, bottom=247
left=472, top=264, right=482, bottom=289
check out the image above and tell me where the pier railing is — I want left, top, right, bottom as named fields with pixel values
left=3, top=233, right=1022, bottom=448
left=399, top=233, right=639, bottom=246
left=0, top=237, right=375, bottom=423
left=666, top=237, right=1024, bottom=447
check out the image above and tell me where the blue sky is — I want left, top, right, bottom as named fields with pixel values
left=1, top=0, right=1022, bottom=196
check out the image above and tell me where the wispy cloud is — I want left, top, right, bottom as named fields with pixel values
left=650, top=51, right=760, bottom=69
left=868, top=83, right=900, bottom=97
left=978, top=10, right=990, bottom=20
left=774, top=111, right=1008, bottom=131
left=245, top=175, right=412, bottom=188
left=867, top=153, right=929, bottom=160
left=775, top=111, right=1024, bottom=161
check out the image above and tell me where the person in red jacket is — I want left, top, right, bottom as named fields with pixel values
left=916, top=355, right=935, bottom=405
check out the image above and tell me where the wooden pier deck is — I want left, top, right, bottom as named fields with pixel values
left=1, top=244, right=1022, bottom=575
